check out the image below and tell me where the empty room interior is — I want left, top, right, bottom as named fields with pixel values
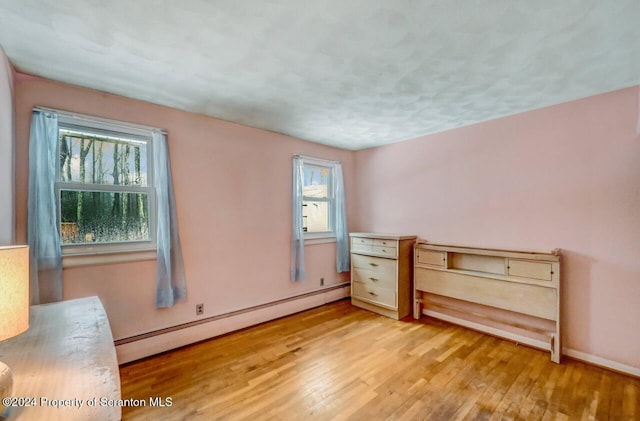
left=0, top=1, right=639, bottom=420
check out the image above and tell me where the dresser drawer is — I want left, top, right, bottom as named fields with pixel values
left=373, top=245, right=397, bottom=257
left=351, top=237, right=373, bottom=253
left=352, top=281, right=396, bottom=309
left=352, top=237, right=373, bottom=246
left=351, top=254, right=397, bottom=280
left=352, top=267, right=396, bottom=289
left=373, top=238, right=396, bottom=247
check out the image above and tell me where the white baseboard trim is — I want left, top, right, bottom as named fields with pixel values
left=562, top=348, right=640, bottom=378
left=116, top=284, right=350, bottom=364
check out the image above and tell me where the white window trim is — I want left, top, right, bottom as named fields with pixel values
left=300, top=157, right=336, bottom=240
left=62, top=249, right=157, bottom=268
left=56, top=114, right=157, bottom=257
left=304, top=237, right=337, bottom=246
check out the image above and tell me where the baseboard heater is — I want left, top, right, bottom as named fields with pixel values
left=114, top=282, right=350, bottom=346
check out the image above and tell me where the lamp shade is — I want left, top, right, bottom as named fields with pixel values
left=0, top=245, right=29, bottom=342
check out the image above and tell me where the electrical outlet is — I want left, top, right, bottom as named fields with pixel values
left=196, top=303, right=204, bottom=315
left=320, top=277, right=324, bottom=286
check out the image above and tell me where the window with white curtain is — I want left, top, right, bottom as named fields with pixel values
left=55, top=115, right=156, bottom=255
left=291, top=154, right=349, bottom=282
left=302, top=160, right=335, bottom=238
left=29, top=109, right=186, bottom=307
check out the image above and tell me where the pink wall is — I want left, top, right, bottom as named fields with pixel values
left=0, top=45, right=15, bottom=245
left=14, top=77, right=354, bottom=341
left=12, top=71, right=640, bottom=370
left=354, top=86, right=640, bottom=368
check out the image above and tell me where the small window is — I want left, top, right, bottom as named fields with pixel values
left=56, top=118, right=156, bottom=254
left=302, top=160, right=334, bottom=237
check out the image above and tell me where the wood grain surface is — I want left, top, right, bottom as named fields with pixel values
left=0, top=297, right=121, bottom=421
left=120, top=300, right=639, bottom=420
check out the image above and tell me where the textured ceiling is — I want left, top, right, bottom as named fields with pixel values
left=0, top=1, right=638, bottom=150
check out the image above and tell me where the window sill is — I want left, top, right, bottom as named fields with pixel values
left=304, top=237, right=336, bottom=246
left=62, top=249, right=157, bottom=268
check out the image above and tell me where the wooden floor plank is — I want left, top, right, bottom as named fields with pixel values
left=120, top=300, right=640, bottom=420
left=622, top=379, right=639, bottom=420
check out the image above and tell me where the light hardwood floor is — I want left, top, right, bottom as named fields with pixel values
left=120, top=300, right=640, bottom=420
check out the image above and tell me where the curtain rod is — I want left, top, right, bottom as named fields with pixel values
left=293, top=154, right=341, bottom=164
left=33, top=106, right=167, bottom=135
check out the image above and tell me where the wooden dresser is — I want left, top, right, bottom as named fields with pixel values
left=349, top=233, right=416, bottom=320
left=0, top=296, right=121, bottom=420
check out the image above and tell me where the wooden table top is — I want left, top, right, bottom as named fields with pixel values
left=0, top=296, right=121, bottom=420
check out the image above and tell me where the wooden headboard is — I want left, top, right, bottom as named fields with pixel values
left=413, top=241, right=561, bottom=363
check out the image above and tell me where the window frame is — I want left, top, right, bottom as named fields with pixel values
left=300, top=157, right=335, bottom=240
left=55, top=115, right=157, bottom=256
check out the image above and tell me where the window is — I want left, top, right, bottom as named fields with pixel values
left=56, top=117, right=155, bottom=254
left=292, top=154, right=348, bottom=280
left=302, top=160, right=334, bottom=238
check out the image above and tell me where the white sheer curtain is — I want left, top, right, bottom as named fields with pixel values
left=291, top=156, right=305, bottom=281
left=27, top=111, right=62, bottom=304
left=333, top=162, right=349, bottom=273
left=636, top=84, right=639, bottom=135
left=153, top=131, right=187, bottom=307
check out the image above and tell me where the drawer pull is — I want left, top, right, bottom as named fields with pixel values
left=368, top=277, right=379, bottom=282
left=382, top=249, right=387, bottom=252
left=368, top=291, right=378, bottom=296
left=369, top=263, right=378, bottom=267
